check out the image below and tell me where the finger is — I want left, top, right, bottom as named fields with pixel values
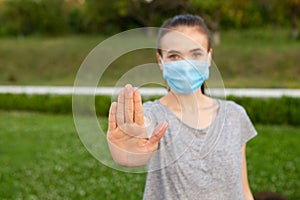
left=124, top=84, right=134, bottom=123
left=119, top=123, right=148, bottom=139
left=116, top=87, right=125, bottom=125
left=133, top=88, right=144, bottom=126
left=148, top=122, right=168, bottom=146
left=108, top=102, right=117, bottom=132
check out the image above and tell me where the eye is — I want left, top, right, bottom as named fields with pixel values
left=192, top=52, right=203, bottom=59
left=168, top=54, right=181, bottom=60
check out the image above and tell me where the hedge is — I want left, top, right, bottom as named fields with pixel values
left=0, top=93, right=111, bottom=116
left=0, top=93, right=299, bottom=126
left=227, top=96, right=300, bottom=126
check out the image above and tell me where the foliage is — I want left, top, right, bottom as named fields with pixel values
left=82, top=0, right=123, bottom=34
left=227, top=96, right=300, bottom=126
left=0, top=0, right=299, bottom=37
left=1, top=0, right=67, bottom=36
left=0, top=93, right=72, bottom=114
left=0, top=93, right=299, bottom=126
left=0, top=93, right=112, bottom=116
left=273, top=0, right=300, bottom=39
left=0, top=111, right=299, bottom=199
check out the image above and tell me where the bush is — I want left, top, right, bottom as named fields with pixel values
left=0, top=94, right=72, bottom=114
left=0, top=93, right=299, bottom=126
left=0, top=93, right=113, bottom=116
left=0, top=0, right=68, bottom=36
left=227, top=96, right=300, bottom=126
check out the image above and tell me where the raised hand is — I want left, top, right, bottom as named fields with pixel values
left=107, top=84, right=168, bottom=167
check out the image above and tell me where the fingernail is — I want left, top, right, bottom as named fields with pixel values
left=158, top=122, right=168, bottom=131
left=133, top=87, right=139, bottom=93
left=163, top=122, right=168, bottom=129
left=125, top=84, right=132, bottom=88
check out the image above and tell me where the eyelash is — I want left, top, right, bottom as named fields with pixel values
left=166, top=52, right=204, bottom=60
left=192, top=53, right=202, bottom=57
left=168, top=54, right=180, bottom=59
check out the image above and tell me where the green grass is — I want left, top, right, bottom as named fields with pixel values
left=215, top=29, right=300, bottom=88
left=0, top=111, right=299, bottom=200
left=247, top=125, right=300, bottom=199
left=0, top=35, right=105, bottom=85
left=0, top=29, right=299, bottom=88
left=0, top=111, right=146, bottom=200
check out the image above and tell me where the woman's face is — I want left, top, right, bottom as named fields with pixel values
left=158, top=26, right=211, bottom=64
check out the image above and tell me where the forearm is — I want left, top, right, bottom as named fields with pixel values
left=244, top=190, right=254, bottom=200
left=241, top=145, right=254, bottom=200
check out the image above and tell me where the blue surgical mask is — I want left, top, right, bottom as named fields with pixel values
left=161, top=59, right=209, bottom=94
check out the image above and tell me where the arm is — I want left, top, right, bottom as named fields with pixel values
left=241, top=144, right=254, bottom=200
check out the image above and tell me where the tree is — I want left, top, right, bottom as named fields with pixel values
left=287, top=0, right=300, bottom=39
left=1, top=0, right=67, bottom=36
left=127, top=0, right=188, bottom=26
left=63, top=0, right=86, bottom=33
left=266, top=0, right=300, bottom=39
left=188, top=0, right=226, bottom=45
left=116, top=0, right=189, bottom=36
left=83, top=0, right=117, bottom=33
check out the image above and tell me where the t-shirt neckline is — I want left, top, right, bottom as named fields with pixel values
left=155, top=99, right=222, bottom=132
left=153, top=99, right=225, bottom=158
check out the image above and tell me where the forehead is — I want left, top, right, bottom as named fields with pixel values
left=160, top=27, right=208, bottom=53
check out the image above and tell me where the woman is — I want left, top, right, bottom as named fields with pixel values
left=107, top=14, right=257, bottom=200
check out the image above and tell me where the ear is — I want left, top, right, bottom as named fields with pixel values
left=156, top=52, right=163, bottom=70
left=208, top=48, right=213, bottom=67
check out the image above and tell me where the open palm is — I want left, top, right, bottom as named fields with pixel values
left=107, top=84, right=168, bottom=167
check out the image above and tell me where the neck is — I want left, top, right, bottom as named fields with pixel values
left=167, top=89, right=211, bottom=111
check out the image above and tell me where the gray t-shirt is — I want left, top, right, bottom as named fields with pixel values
left=142, top=99, right=257, bottom=200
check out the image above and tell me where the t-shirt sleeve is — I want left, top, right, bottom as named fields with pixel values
left=142, top=101, right=152, bottom=119
left=142, top=101, right=158, bottom=138
left=239, top=107, right=258, bottom=148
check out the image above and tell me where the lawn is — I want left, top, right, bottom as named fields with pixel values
left=0, top=111, right=299, bottom=200
left=0, top=29, right=299, bottom=88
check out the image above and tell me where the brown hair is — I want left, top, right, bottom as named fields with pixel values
left=157, top=14, right=212, bottom=56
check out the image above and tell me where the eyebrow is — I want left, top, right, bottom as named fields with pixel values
left=189, top=48, right=205, bottom=53
left=165, top=48, right=205, bottom=54
left=166, top=50, right=181, bottom=54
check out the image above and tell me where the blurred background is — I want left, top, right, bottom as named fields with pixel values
left=0, top=0, right=299, bottom=87
left=0, top=0, right=299, bottom=200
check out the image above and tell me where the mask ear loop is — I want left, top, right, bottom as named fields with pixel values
left=208, top=52, right=212, bottom=67
left=159, top=56, right=165, bottom=68
left=159, top=56, right=171, bottom=92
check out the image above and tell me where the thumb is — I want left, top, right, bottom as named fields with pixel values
left=148, top=122, right=168, bottom=145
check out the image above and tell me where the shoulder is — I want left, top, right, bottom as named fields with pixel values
left=219, top=99, right=247, bottom=116
left=143, top=100, right=159, bottom=110
left=142, top=100, right=170, bottom=125
left=217, top=99, right=251, bottom=124
left=142, top=100, right=165, bottom=116
left=218, top=99, right=256, bottom=131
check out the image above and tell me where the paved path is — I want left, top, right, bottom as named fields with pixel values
left=0, top=86, right=300, bottom=98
